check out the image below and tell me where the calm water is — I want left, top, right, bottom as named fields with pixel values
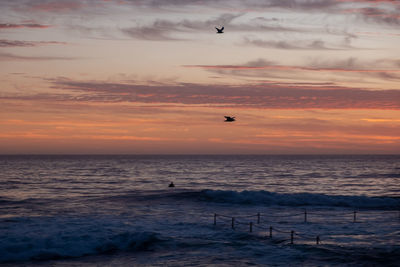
left=0, top=155, right=399, bottom=266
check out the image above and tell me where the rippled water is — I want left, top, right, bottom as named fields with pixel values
left=0, top=155, right=399, bottom=266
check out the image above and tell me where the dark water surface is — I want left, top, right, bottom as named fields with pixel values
left=0, top=155, right=399, bottom=266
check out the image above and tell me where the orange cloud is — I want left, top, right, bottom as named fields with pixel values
left=361, top=118, right=400, bottom=122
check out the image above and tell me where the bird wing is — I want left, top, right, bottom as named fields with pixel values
left=221, top=27, right=224, bottom=31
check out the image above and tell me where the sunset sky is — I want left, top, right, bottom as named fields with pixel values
left=1, top=0, right=399, bottom=154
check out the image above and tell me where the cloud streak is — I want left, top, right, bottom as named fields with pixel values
left=185, top=63, right=400, bottom=73
left=0, top=23, right=50, bottom=29
left=121, top=14, right=243, bottom=41
left=345, top=7, right=400, bottom=25
left=28, top=1, right=84, bottom=12
left=2, top=78, right=397, bottom=110
left=120, top=0, right=341, bottom=11
left=183, top=58, right=400, bottom=83
left=121, top=13, right=303, bottom=41
left=0, top=52, right=78, bottom=61
left=243, top=37, right=338, bottom=50
left=0, top=39, right=67, bottom=47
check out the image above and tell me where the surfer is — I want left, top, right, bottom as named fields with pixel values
left=169, top=182, right=175, bottom=187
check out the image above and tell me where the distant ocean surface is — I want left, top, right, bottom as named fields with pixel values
left=0, top=155, right=399, bottom=266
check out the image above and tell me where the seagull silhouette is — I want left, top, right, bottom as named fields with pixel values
left=224, top=116, right=235, bottom=122
left=215, top=26, right=224, bottom=34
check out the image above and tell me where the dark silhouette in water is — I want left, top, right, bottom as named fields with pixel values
left=169, top=182, right=175, bottom=187
left=215, top=26, right=224, bottom=33
left=224, top=116, right=235, bottom=122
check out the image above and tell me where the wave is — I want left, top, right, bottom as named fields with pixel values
left=196, top=190, right=400, bottom=209
left=105, top=189, right=400, bottom=209
left=349, top=172, right=400, bottom=179
left=124, top=189, right=397, bottom=209
left=0, top=219, right=163, bottom=263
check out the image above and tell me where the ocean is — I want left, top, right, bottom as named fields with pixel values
left=0, top=155, right=399, bottom=266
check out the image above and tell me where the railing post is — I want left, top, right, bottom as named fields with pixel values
left=269, top=226, right=273, bottom=238
left=231, top=217, right=235, bottom=229
left=316, top=235, right=320, bottom=245
left=257, top=212, right=260, bottom=224
left=290, top=230, right=294, bottom=244
left=304, top=209, right=307, bottom=223
left=214, top=213, right=217, bottom=226
left=353, top=211, right=357, bottom=223
left=249, top=222, right=253, bottom=232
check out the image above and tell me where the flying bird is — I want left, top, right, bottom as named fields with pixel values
left=224, top=116, right=235, bottom=122
left=215, top=26, right=224, bottom=34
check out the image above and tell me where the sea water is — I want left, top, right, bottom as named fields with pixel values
left=0, top=155, right=399, bottom=266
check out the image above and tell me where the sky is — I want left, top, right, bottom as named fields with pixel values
left=0, top=0, right=399, bottom=154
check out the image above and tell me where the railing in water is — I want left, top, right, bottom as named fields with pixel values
left=212, top=209, right=400, bottom=245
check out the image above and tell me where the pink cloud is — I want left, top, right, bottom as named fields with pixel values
left=184, top=64, right=400, bottom=73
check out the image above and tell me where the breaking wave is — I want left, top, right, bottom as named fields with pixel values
left=108, top=189, right=400, bottom=209
left=190, top=190, right=400, bottom=209
left=0, top=217, right=163, bottom=263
